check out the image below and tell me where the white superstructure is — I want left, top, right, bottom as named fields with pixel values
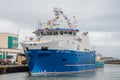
left=21, top=7, right=91, bottom=52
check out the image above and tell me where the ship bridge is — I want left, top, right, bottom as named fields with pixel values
left=33, top=28, right=79, bottom=37
left=34, top=7, right=78, bottom=39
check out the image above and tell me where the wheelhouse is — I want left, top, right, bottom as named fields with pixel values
left=33, top=28, right=79, bottom=37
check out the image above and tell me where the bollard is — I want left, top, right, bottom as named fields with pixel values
left=2, top=66, right=7, bottom=74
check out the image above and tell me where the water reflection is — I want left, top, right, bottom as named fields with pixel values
left=1, top=64, right=120, bottom=80
left=25, top=71, right=96, bottom=80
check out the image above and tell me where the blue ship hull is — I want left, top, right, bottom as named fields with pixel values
left=26, top=49, right=96, bottom=75
left=96, top=61, right=104, bottom=68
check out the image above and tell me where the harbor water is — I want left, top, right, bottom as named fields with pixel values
left=0, top=64, right=120, bottom=80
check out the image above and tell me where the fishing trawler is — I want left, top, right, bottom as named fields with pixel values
left=21, top=8, right=96, bottom=76
left=96, top=53, right=104, bottom=68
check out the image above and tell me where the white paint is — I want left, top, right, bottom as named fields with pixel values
left=21, top=32, right=91, bottom=52
left=31, top=69, right=95, bottom=76
left=21, top=8, right=92, bottom=52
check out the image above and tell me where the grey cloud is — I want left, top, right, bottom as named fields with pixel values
left=96, top=45, right=120, bottom=58
left=0, top=0, right=120, bottom=58
left=0, top=0, right=120, bottom=32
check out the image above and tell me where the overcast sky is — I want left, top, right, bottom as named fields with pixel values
left=0, top=0, right=120, bottom=58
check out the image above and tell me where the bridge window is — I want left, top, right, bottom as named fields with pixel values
left=60, top=31, right=73, bottom=35
left=53, top=32, right=58, bottom=35
left=47, top=32, right=52, bottom=35
left=69, top=32, right=72, bottom=35
left=73, top=32, right=76, bottom=35
left=60, top=31, right=63, bottom=35
left=64, top=32, right=67, bottom=35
